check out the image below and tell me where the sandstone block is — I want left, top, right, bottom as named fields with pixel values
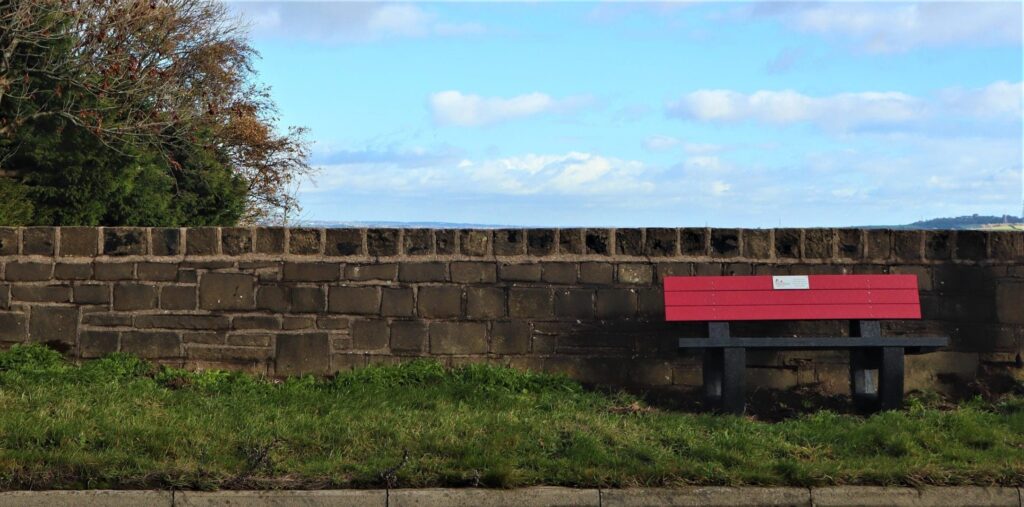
left=275, top=332, right=329, bottom=375
left=199, top=273, right=255, bottom=310
left=328, top=286, right=381, bottom=314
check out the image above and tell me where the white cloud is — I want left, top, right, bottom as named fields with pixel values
left=939, top=81, right=1023, bottom=119
left=752, top=2, right=1021, bottom=53
left=684, top=156, right=723, bottom=172
left=667, top=89, right=924, bottom=131
left=429, top=91, right=591, bottom=127
left=709, top=181, right=731, bottom=196
left=643, top=135, right=681, bottom=151
left=229, top=2, right=485, bottom=43
left=309, top=151, right=655, bottom=197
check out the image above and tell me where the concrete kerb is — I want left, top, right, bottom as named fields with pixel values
left=0, top=487, right=1020, bottom=506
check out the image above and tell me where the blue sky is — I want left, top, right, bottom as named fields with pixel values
left=228, top=1, right=1023, bottom=227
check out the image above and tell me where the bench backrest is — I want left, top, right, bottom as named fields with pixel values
left=663, top=274, right=921, bottom=321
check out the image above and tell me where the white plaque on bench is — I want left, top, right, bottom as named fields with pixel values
left=772, top=275, right=810, bottom=290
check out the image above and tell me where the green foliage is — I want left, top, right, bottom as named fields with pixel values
left=7, top=120, right=246, bottom=226
left=0, top=178, right=34, bottom=226
left=0, top=344, right=1021, bottom=490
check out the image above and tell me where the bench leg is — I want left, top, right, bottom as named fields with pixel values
left=721, top=347, right=746, bottom=415
left=849, top=349, right=878, bottom=412
left=703, top=349, right=723, bottom=403
left=878, top=347, right=905, bottom=411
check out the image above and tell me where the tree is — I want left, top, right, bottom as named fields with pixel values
left=0, top=0, right=311, bottom=225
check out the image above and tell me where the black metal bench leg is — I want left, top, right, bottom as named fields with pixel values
left=703, top=348, right=723, bottom=403
left=721, top=347, right=746, bottom=415
left=849, top=349, right=878, bottom=412
left=878, top=347, right=905, bottom=411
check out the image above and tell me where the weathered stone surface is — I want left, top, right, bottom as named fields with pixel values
left=811, top=486, right=1018, bottom=506
left=186, top=228, right=219, bottom=256
left=837, top=229, right=863, bottom=260
left=491, top=321, right=531, bottom=354
left=989, top=231, right=1023, bottom=261
left=227, top=333, right=272, bottom=347
left=925, top=231, right=952, bottom=260
left=404, top=228, right=433, bottom=255
left=220, top=227, right=252, bottom=255
left=742, top=229, right=772, bottom=259
left=152, top=228, right=182, bottom=256
left=866, top=229, right=892, bottom=260
left=231, top=315, right=281, bottom=330
left=644, top=228, right=677, bottom=257
left=74, top=284, right=110, bottom=305
left=275, top=332, right=329, bottom=375
left=603, top=487, right=809, bottom=506
left=176, top=490, right=384, bottom=507
left=291, top=286, right=326, bottom=313
left=509, top=288, right=553, bottom=319
left=0, top=312, right=28, bottom=342
left=585, top=229, right=611, bottom=255
left=494, top=229, right=525, bottom=256
left=345, top=263, right=397, bottom=281
left=955, top=230, right=987, bottom=261
left=399, top=262, right=447, bottom=282
left=23, top=227, right=55, bottom=255
left=617, top=263, right=653, bottom=285
left=282, top=316, right=315, bottom=330
left=80, top=330, right=119, bottom=358
left=579, top=262, right=614, bottom=284
left=434, top=229, right=456, bottom=255
left=199, top=273, right=255, bottom=310
left=995, top=281, right=1024, bottom=324
left=451, top=262, right=496, bottom=283
left=367, top=228, right=400, bottom=256
left=5, top=261, right=52, bottom=281
left=596, top=288, right=636, bottom=319
left=60, top=227, right=98, bottom=257
left=804, top=229, right=834, bottom=259
left=460, top=229, right=491, bottom=256
left=351, top=319, right=389, bottom=350
left=0, top=490, right=173, bottom=507
left=137, top=262, right=178, bottom=281
left=894, top=231, right=923, bottom=261
left=616, top=229, right=643, bottom=256
left=774, top=229, right=801, bottom=259
left=12, top=285, right=71, bottom=303
left=254, top=227, right=286, bottom=254
left=283, top=262, right=339, bottom=282
left=554, top=289, right=594, bottom=319
left=54, top=262, right=92, bottom=280
left=114, top=283, right=158, bottom=310
left=381, top=287, right=414, bottom=317
left=558, top=228, right=585, bottom=254
left=0, top=228, right=18, bottom=255
left=466, top=287, right=505, bottom=320
left=138, top=314, right=231, bottom=330
left=82, top=313, right=131, bottom=327
left=389, top=487, right=598, bottom=507
left=418, top=286, right=463, bottom=318
left=391, top=320, right=428, bottom=352
left=256, top=285, right=289, bottom=312
left=325, top=228, right=363, bottom=256
left=527, top=229, right=556, bottom=256
left=681, top=228, right=708, bottom=256
left=121, top=331, right=181, bottom=358
left=328, top=286, right=381, bottom=314
left=711, top=229, right=740, bottom=258
left=429, top=321, right=487, bottom=354
left=499, top=263, right=542, bottom=282
left=93, top=262, right=133, bottom=280
left=289, top=228, right=322, bottom=255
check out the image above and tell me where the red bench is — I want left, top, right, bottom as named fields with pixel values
left=664, top=274, right=948, bottom=414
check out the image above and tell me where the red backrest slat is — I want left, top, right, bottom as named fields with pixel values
left=663, top=275, right=921, bottom=321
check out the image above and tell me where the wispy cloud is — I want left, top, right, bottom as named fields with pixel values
left=229, top=2, right=485, bottom=43
left=750, top=2, right=1022, bottom=53
left=429, top=91, right=592, bottom=127
left=666, top=81, right=1023, bottom=133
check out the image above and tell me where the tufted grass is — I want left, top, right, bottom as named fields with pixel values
left=0, top=344, right=1021, bottom=490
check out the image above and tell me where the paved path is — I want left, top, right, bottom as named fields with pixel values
left=0, top=486, right=1020, bottom=506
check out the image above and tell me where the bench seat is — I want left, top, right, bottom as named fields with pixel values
left=678, top=336, right=946, bottom=352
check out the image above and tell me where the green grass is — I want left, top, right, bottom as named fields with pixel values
left=0, top=345, right=1021, bottom=490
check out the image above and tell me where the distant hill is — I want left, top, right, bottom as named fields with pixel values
left=896, top=214, right=1024, bottom=230
left=293, top=220, right=509, bottom=229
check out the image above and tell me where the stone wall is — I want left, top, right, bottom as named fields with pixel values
left=0, top=227, right=1020, bottom=392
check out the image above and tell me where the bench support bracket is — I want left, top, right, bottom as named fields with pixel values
left=702, top=323, right=746, bottom=415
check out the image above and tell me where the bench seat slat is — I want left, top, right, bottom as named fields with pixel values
left=666, top=303, right=921, bottom=321
left=678, top=336, right=948, bottom=349
left=665, top=288, right=919, bottom=307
